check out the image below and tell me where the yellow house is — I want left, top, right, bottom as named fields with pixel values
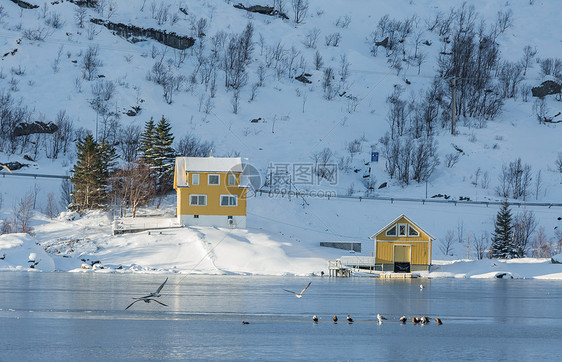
left=174, top=156, right=248, bottom=228
left=370, top=214, right=434, bottom=272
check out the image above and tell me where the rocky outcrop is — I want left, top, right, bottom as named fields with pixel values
left=13, top=121, right=58, bottom=137
left=0, top=161, right=28, bottom=171
left=233, top=3, right=289, bottom=19
left=295, top=74, right=312, bottom=84
left=90, top=19, right=195, bottom=50
left=10, top=0, right=39, bottom=9
left=532, top=80, right=561, bottom=98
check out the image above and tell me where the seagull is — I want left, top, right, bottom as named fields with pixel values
left=283, top=281, right=311, bottom=298
left=333, top=315, right=338, bottom=323
left=377, top=314, right=387, bottom=324
left=140, top=277, right=168, bottom=299
left=420, top=284, right=424, bottom=290
left=434, top=318, right=443, bottom=325
left=312, top=315, right=319, bottom=322
left=347, top=315, right=353, bottom=323
left=125, top=277, right=169, bottom=310
left=400, top=315, right=407, bottom=324
left=125, top=297, right=168, bottom=310
left=412, top=317, right=420, bottom=324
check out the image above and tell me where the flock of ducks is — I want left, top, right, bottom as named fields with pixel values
left=126, top=280, right=444, bottom=326
left=310, top=314, right=442, bottom=325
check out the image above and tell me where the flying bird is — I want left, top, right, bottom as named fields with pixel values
left=312, top=315, right=319, bottom=322
left=377, top=314, right=387, bottom=323
left=125, top=297, right=168, bottom=310
left=125, top=277, right=169, bottom=310
left=283, top=281, right=311, bottom=298
left=400, top=315, right=407, bottom=324
left=434, top=318, right=443, bottom=325
left=347, top=315, right=353, bottom=323
left=140, top=277, right=168, bottom=299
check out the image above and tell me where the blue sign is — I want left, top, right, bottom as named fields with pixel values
left=371, top=152, right=379, bottom=162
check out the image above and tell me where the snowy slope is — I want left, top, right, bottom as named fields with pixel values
left=0, top=0, right=561, bottom=275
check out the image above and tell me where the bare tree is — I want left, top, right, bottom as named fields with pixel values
left=44, top=192, right=59, bottom=219
left=303, top=27, right=320, bottom=48
left=110, top=161, right=156, bottom=217
left=532, top=227, right=551, bottom=258
left=521, top=45, right=537, bottom=76
left=314, top=50, right=323, bottom=71
left=473, top=232, right=489, bottom=260
left=439, top=230, right=455, bottom=256
left=513, top=209, right=537, bottom=257
left=82, top=45, right=102, bottom=81
left=118, top=124, right=141, bottom=162
left=13, top=191, right=34, bottom=234
left=291, top=0, right=309, bottom=24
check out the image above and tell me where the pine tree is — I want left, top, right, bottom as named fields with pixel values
left=71, top=134, right=108, bottom=210
left=153, top=116, right=176, bottom=191
left=138, top=117, right=157, bottom=164
left=491, top=200, right=516, bottom=259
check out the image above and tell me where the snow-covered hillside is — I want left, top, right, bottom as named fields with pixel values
left=0, top=0, right=561, bottom=274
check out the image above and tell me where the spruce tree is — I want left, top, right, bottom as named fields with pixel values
left=71, top=134, right=108, bottom=210
left=491, top=200, right=516, bottom=259
left=138, top=117, right=157, bottom=165
left=153, top=116, right=176, bottom=191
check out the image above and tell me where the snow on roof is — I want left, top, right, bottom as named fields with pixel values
left=176, top=157, right=244, bottom=187
left=370, top=214, right=435, bottom=240
left=179, top=156, right=244, bottom=172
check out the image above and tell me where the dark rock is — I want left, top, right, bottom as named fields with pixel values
left=250, top=117, right=261, bottom=123
left=10, top=0, right=39, bottom=9
left=431, top=194, right=443, bottom=198
left=14, top=121, right=58, bottom=137
left=378, top=182, right=387, bottom=189
left=459, top=196, right=471, bottom=201
left=23, top=155, right=34, bottom=162
left=532, top=80, right=561, bottom=98
left=0, top=161, right=28, bottom=171
left=423, top=40, right=432, bottom=46
left=179, top=7, right=188, bottom=15
left=233, top=3, right=289, bottom=19
left=90, top=19, right=195, bottom=50
left=295, top=74, right=312, bottom=84
left=375, top=37, right=389, bottom=48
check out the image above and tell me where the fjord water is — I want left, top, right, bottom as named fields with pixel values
left=1, top=273, right=561, bottom=361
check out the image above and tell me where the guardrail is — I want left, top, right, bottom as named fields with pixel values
left=1, top=171, right=70, bottom=180
left=256, top=187, right=562, bottom=208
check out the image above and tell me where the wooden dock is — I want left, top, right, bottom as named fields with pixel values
left=328, top=260, right=352, bottom=277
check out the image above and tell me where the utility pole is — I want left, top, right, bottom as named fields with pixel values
left=451, top=76, right=456, bottom=136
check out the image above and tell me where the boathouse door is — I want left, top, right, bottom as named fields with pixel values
left=393, top=245, right=411, bottom=273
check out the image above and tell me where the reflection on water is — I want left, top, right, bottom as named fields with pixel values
left=1, top=273, right=561, bottom=360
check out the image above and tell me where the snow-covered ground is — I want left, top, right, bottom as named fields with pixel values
left=1, top=0, right=561, bottom=277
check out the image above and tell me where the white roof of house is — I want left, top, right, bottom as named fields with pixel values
left=179, top=156, right=243, bottom=172
left=175, top=157, right=244, bottom=187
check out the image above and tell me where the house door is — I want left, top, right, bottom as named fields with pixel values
left=393, top=245, right=411, bottom=273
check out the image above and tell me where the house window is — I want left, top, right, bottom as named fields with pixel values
left=228, top=174, right=236, bottom=186
left=398, top=224, right=407, bottom=237
left=189, top=194, right=207, bottom=206
left=192, top=174, right=199, bottom=185
left=220, top=195, right=237, bottom=206
left=408, top=225, right=419, bottom=237
left=208, top=174, right=220, bottom=185
left=386, top=225, right=397, bottom=236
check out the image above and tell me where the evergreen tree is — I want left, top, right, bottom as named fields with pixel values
left=138, top=117, right=157, bottom=164
left=491, top=200, right=516, bottom=259
left=71, top=134, right=108, bottom=210
left=153, top=116, right=176, bottom=191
